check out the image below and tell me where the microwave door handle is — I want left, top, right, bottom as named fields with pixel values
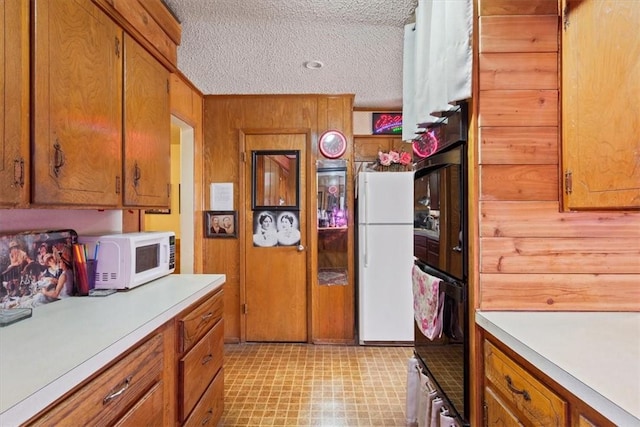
left=162, top=243, right=169, bottom=264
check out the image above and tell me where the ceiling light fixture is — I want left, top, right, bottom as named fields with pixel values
left=304, top=60, right=324, bottom=70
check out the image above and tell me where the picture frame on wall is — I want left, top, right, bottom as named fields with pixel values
left=205, top=211, right=237, bottom=238
left=145, top=208, right=171, bottom=214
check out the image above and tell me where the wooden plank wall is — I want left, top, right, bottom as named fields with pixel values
left=203, top=95, right=354, bottom=343
left=476, top=0, right=640, bottom=311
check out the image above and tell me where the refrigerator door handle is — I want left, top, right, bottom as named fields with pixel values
left=363, top=176, right=368, bottom=267
left=363, top=224, right=368, bottom=267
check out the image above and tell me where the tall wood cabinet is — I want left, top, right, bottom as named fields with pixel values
left=0, top=0, right=30, bottom=207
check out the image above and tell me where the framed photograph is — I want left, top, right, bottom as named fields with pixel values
left=145, top=208, right=171, bottom=214
left=205, top=211, right=237, bottom=238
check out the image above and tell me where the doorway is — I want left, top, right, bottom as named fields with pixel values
left=242, top=130, right=309, bottom=342
left=141, top=116, right=195, bottom=274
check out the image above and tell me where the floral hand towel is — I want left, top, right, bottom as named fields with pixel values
left=412, top=265, right=444, bottom=340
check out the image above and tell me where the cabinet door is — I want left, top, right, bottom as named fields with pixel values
left=562, top=0, right=640, bottom=209
left=485, top=386, right=524, bottom=426
left=123, top=35, right=170, bottom=207
left=32, top=0, right=122, bottom=207
left=353, top=136, right=406, bottom=162
left=0, top=0, right=29, bottom=206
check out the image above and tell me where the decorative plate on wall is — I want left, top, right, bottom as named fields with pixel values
left=413, top=130, right=439, bottom=158
left=318, top=130, right=347, bottom=159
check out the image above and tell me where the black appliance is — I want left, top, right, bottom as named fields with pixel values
left=413, top=102, right=469, bottom=426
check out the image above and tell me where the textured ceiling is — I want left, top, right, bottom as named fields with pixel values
left=163, top=0, right=418, bottom=109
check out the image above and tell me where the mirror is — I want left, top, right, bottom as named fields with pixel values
left=317, top=160, right=347, bottom=228
left=252, top=150, right=300, bottom=210
left=316, top=159, right=348, bottom=286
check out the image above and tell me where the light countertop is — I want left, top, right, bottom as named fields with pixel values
left=413, top=228, right=440, bottom=240
left=476, top=311, right=640, bottom=426
left=0, top=273, right=225, bottom=426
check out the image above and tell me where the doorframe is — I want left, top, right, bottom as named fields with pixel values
left=238, top=127, right=314, bottom=342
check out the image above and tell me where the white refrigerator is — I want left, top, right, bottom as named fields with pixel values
left=357, top=171, right=414, bottom=344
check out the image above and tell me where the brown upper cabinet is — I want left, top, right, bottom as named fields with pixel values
left=0, top=0, right=30, bottom=207
left=32, top=0, right=124, bottom=207
left=561, top=0, right=640, bottom=210
left=2, top=0, right=174, bottom=209
left=122, top=34, right=170, bottom=208
left=353, top=135, right=407, bottom=163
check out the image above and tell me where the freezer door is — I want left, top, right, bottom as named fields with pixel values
left=358, top=172, right=414, bottom=224
left=358, top=224, right=414, bottom=343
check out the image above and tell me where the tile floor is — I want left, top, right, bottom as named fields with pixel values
left=221, top=343, right=414, bottom=426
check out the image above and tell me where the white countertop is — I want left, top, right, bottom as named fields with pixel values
left=476, top=311, right=640, bottom=426
left=413, top=228, right=440, bottom=240
left=0, top=273, right=225, bottom=426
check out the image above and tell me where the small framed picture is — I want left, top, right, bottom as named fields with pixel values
left=145, top=208, right=171, bottom=214
left=205, top=211, right=237, bottom=238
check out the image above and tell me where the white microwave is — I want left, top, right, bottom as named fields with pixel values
left=79, top=231, right=176, bottom=290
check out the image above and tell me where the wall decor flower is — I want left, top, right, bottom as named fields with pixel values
left=374, top=150, right=413, bottom=171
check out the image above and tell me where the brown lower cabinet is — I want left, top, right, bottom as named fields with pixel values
left=26, top=288, right=224, bottom=427
left=483, top=334, right=615, bottom=427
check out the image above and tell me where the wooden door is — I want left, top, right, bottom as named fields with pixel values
left=0, top=0, right=29, bottom=207
left=243, top=131, right=308, bottom=342
left=32, top=0, right=122, bottom=207
left=562, top=0, right=640, bottom=209
left=123, top=34, right=171, bottom=208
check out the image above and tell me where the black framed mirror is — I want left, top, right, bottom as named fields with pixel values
left=252, top=150, right=300, bottom=210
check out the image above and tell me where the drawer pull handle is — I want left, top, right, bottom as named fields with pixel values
left=202, top=354, right=213, bottom=365
left=201, top=409, right=213, bottom=425
left=103, top=375, right=133, bottom=405
left=201, top=312, right=214, bottom=322
left=505, top=375, right=531, bottom=401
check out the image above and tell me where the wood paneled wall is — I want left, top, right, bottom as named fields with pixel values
left=476, top=0, right=640, bottom=311
left=203, top=95, right=354, bottom=343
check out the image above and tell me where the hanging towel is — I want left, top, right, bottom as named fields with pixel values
left=417, top=370, right=434, bottom=426
left=429, top=397, right=446, bottom=427
left=406, top=357, right=420, bottom=426
left=440, top=410, right=459, bottom=427
left=412, top=265, right=445, bottom=340
left=417, top=371, right=428, bottom=426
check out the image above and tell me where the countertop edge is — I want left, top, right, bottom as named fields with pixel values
left=0, top=274, right=225, bottom=426
left=476, top=311, right=639, bottom=426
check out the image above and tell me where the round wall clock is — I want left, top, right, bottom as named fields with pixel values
left=318, top=130, right=347, bottom=159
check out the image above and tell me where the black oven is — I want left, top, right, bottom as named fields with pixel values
left=413, top=102, right=469, bottom=426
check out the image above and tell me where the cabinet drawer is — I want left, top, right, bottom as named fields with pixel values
left=113, top=380, right=164, bottom=426
left=484, top=340, right=567, bottom=426
left=31, top=333, right=164, bottom=426
left=179, top=289, right=224, bottom=353
left=179, top=321, right=224, bottom=421
left=183, top=370, right=224, bottom=427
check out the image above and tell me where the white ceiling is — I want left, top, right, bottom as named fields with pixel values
left=162, top=0, right=418, bottom=109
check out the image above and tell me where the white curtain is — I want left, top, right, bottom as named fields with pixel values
left=403, top=0, right=472, bottom=139
left=402, top=23, right=418, bottom=141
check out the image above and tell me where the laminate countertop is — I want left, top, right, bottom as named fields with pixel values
left=0, top=273, right=226, bottom=426
left=476, top=311, right=640, bottom=426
